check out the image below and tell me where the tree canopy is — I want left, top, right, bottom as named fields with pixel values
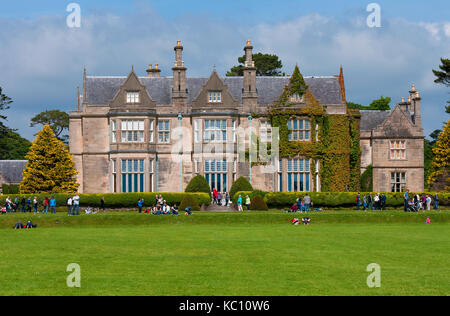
left=30, top=110, right=70, bottom=143
left=20, top=125, right=79, bottom=194
left=347, top=96, right=391, bottom=111
left=432, top=58, right=450, bottom=114
left=226, top=53, right=283, bottom=77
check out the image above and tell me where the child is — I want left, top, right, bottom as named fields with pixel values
left=291, top=218, right=300, bottom=226
left=425, top=217, right=431, bottom=224
left=302, top=217, right=311, bottom=226
left=1, top=206, right=6, bottom=215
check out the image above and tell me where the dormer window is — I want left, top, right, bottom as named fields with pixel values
left=289, top=93, right=303, bottom=103
left=208, top=91, right=222, bottom=103
left=126, top=92, right=140, bottom=104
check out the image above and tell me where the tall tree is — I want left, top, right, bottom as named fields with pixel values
left=20, top=125, right=79, bottom=194
left=30, top=110, right=70, bottom=143
left=424, top=130, right=442, bottom=189
left=0, top=129, right=31, bottom=160
left=427, top=121, right=450, bottom=190
left=0, top=87, right=12, bottom=121
left=226, top=53, right=283, bottom=77
left=432, top=58, right=450, bottom=113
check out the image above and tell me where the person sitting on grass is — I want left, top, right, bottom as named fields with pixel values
left=291, top=218, right=300, bottom=226
left=13, top=221, right=24, bottom=229
left=156, top=205, right=164, bottom=215
left=144, top=208, right=151, bottom=214
left=171, top=204, right=179, bottom=215
left=85, top=206, right=97, bottom=214
left=1, top=206, right=6, bottom=215
left=162, top=202, right=171, bottom=215
left=185, top=206, right=193, bottom=215
left=25, top=220, right=34, bottom=229
left=290, top=204, right=299, bottom=212
left=302, top=217, right=311, bottom=226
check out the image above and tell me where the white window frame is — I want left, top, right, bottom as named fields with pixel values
left=204, top=119, right=227, bottom=142
left=121, top=120, right=145, bottom=143
left=390, top=140, right=406, bottom=160
left=208, top=91, right=222, bottom=103
left=158, top=120, right=170, bottom=143
left=111, top=120, right=117, bottom=143
left=126, top=91, right=140, bottom=104
left=288, top=119, right=310, bottom=141
left=286, top=158, right=312, bottom=192
left=260, top=120, right=272, bottom=143
left=149, top=120, right=154, bottom=143
left=391, top=172, right=406, bottom=192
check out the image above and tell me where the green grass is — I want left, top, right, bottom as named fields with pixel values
left=0, top=210, right=449, bottom=296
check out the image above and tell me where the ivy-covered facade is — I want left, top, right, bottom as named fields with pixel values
left=70, top=40, right=423, bottom=194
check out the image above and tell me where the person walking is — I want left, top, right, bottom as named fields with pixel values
left=213, top=188, right=218, bottom=205
left=33, top=197, right=39, bottom=214
left=433, top=193, right=439, bottom=210
left=49, top=196, right=57, bottom=214
left=304, top=194, right=311, bottom=212
left=42, top=197, right=49, bottom=214
left=225, top=192, right=230, bottom=206
left=5, top=196, right=12, bottom=213
left=356, top=193, right=361, bottom=210
left=403, top=190, right=409, bottom=212
left=237, top=195, right=243, bottom=212
left=374, top=194, right=380, bottom=211
left=21, top=197, right=26, bottom=213
left=100, top=196, right=105, bottom=211
left=72, top=193, right=80, bottom=215
left=381, top=193, right=386, bottom=211
left=363, top=195, right=367, bottom=211
left=368, top=194, right=373, bottom=211
left=66, top=196, right=73, bottom=216
left=426, top=195, right=432, bottom=211
left=138, top=198, right=144, bottom=214
left=245, top=195, right=251, bottom=211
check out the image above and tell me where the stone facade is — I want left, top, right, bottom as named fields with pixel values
left=69, top=40, right=424, bottom=193
left=360, top=87, right=424, bottom=192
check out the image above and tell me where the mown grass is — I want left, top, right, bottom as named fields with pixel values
left=0, top=210, right=449, bottom=296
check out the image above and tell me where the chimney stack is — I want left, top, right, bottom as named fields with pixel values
left=242, top=40, right=257, bottom=112
left=172, top=40, right=188, bottom=106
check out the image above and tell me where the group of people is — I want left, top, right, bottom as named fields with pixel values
left=212, top=189, right=230, bottom=206
left=13, top=220, right=36, bottom=229
left=287, top=195, right=316, bottom=213
left=356, top=193, right=387, bottom=211
left=404, top=190, right=439, bottom=212
left=236, top=194, right=251, bottom=211
left=137, top=195, right=193, bottom=215
left=291, top=217, right=311, bottom=226
left=3, top=196, right=59, bottom=214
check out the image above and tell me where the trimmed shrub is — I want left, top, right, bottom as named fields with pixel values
left=179, top=195, right=200, bottom=212
left=250, top=195, right=268, bottom=211
left=229, top=177, right=253, bottom=202
left=0, top=192, right=210, bottom=209
left=185, top=175, right=211, bottom=198
left=2, top=184, right=19, bottom=194
left=360, top=165, right=373, bottom=192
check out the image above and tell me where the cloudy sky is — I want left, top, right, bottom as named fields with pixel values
left=0, top=0, right=449, bottom=140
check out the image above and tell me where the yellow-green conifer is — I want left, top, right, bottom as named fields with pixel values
left=20, top=124, right=79, bottom=193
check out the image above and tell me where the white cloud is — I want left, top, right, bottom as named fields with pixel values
left=0, top=7, right=448, bottom=140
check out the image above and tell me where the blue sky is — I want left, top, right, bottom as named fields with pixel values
left=0, top=0, right=449, bottom=140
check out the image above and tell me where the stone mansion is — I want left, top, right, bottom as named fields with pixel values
left=69, top=40, right=424, bottom=194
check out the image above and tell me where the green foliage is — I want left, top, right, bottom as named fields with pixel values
left=179, top=195, right=200, bottom=212
left=0, top=127, right=31, bottom=160
left=428, top=120, right=450, bottom=190
left=263, top=192, right=450, bottom=208
left=0, top=87, right=12, bottom=120
left=20, top=125, right=79, bottom=194
left=432, top=58, right=450, bottom=87
left=1, top=184, right=19, bottom=194
left=229, top=177, right=253, bottom=202
left=185, top=174, right=211, bottom=198
left=0, top=192, right=210, bottom=209
left=226, top=53, right=283, bottom=76
left=250, top=195, right=268, bottom=211
left=30, top=110, right=70, bottom=143
left=360, top=165, right=373, bottom=192
left=347, top=96, right=391, bottom=111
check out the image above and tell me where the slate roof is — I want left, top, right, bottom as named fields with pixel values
left=85, top=75, right=343, bottom=106
left=360, top=110, right=390, bottom=131
left=0, top=160, right=27, bottom=184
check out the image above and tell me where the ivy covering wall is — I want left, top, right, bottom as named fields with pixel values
left=265, top=65, right=361, bottom=192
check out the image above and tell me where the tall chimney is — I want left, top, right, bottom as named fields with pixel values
left=172, top=40, right=187, bottom=106
left=242, top=40, right=257, bottom=112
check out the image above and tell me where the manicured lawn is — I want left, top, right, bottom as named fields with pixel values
left=0, top=211, right=449, bottom=296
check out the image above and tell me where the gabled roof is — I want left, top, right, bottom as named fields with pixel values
left=360, top=110, right=390, bottom=131
left=0, top=160, right=27, bottom=184
left=85, top=75, right=343, bottom=106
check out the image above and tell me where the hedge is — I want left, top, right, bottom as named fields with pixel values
left=234, top=191, right=450, bottom=208
left=0, top=192, right=211, bottom=209
left=1, top=184, right=19, bottom=195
